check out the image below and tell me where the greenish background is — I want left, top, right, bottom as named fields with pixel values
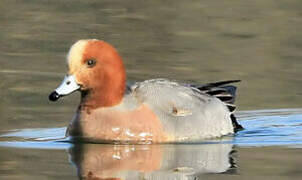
left=1, top=0, right=302, bottom=179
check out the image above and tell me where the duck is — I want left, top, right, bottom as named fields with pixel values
left=49, top=39, right=242, bottom=144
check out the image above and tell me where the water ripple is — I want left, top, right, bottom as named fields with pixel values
left=1, top=109, right=302, bottom=149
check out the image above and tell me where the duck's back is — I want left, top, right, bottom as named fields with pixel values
left=129, top=79, right=237, bottom=142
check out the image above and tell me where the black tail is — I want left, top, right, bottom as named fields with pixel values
left=193, top=80, right=243, bottom=132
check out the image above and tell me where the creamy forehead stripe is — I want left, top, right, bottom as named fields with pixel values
left=67, top=40, right=88, bottom=73
left=67, top=39, right=101, bottom=74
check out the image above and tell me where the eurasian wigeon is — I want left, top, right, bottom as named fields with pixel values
left=49, top=39, right=242, bottom=144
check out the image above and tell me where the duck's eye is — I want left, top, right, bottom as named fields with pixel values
left=86, top=59, right=96, bottom=67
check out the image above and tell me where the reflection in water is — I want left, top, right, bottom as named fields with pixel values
left=69, top=143, right=236, bottom=180
left=1, top=109, right=302, bottom=179
left=1, top=0, right=302, bottom=178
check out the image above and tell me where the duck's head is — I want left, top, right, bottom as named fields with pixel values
left=49, top=39, right=126, bottom=108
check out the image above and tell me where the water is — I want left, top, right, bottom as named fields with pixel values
left=1, top=0, right=302, bottom=179
left=1, top=110, right=302, bottom=179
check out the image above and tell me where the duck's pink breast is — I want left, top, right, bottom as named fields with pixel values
left=70, top=104, right=168, bottom=143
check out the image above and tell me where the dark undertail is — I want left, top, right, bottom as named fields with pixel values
left=231, top=114, right=244, bottom=132
left=193, top=80, right=243, bottom=132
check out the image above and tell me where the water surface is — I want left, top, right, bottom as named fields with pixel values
left=1, top=0, right=302, bottom=179
left=1, top=109, right=302, bottom=179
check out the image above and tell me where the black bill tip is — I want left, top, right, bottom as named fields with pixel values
left=49, top=91, right=60, bottom=101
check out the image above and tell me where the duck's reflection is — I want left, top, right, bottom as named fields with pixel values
left=69, top=143, right=237, bottom=180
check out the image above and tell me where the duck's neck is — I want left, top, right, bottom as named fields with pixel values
left=80, top=74, right=126, bottom=110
